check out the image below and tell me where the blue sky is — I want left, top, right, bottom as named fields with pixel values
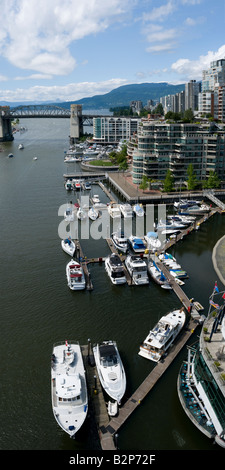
left=0, top=0, right=224, bottom=102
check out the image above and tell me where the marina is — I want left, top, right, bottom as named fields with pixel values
left=1, top=117, right=225, bottom=452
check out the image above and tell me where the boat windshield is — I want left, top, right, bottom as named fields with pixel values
left=99, top=344, right=118, bottom=367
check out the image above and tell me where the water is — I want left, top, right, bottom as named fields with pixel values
left=0, top=118, right=224, bottom=451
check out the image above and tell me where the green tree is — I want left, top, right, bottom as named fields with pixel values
left=183, top=109, right=194, bottom=122
left=206, top=170, right=221, bottom=189
left=139, top=175, right=149, bottom=190
left=187, top=164, right=197, bottom=190
left=163, top=170, right=174, bottom=192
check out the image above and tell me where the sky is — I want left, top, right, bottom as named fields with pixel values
left=0, top=0, right=225, bottom=103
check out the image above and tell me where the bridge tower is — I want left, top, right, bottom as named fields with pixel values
left=0, top=106, right=13, bottom=141
left=70, top=104, right=83, bottom=144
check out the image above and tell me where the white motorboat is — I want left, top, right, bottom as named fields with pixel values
left=74, top=180, right=81, bottom=191
left=125, top=254, right=149, bottom=285
left=157, top=219, right=186, bottom=231
left=51, top=341, right=88, bottom=437
left=61, top=237, right=75, bottom=257
left=77, top=207, right=87, bottom=220
left=111, top=231, right=128, bottom=253
left=18, top=143, right=24, bottom=149
left=92, top=194, right=100, bottom=204
left=66, top=259, right=86, bottom=290
left=64, top=205, right=75, bottom=222
left=144, top=232, right=161, bottom=251
left=65, top=180, right=73, bottom=191
left=179, top=204, right=210, bottom=215
left=129, top=236, right=146, bottom=253
left=88, top=206, right=99, bottom=221
left=120, top=204, right=133, bottom=218
left=147, top=261, right=172, bottom=289
left=64, top=155, right=81, bottom=163
left=167, top=215, right=196, bottom=225
left=8, top=153, right=14, bottom=158
left=138, top=308, right=186, bottom=362
left=93, top=341, right=126, bottom=404
left=108, top=204, right=121, bottom=219
left=105, top=253, right=127, bottom=285
left=84, top=181, right=91, bottom=190
left=174, top=199, right=199, bottom=210
left=133, top=203, right=144, bottom=217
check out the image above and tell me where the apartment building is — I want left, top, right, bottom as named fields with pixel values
left=130, top=119, right=225, bottom=184
left=199, top=59, right=225, bottom=118
left=93, top=116, right=140, bottom=144
left=185, top=80, right=201, bottom=111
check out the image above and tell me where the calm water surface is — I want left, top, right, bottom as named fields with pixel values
left=0, top=118, right=224, bottom=451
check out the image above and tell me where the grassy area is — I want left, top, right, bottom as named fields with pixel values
left=88, top=160, right=117, bottom=167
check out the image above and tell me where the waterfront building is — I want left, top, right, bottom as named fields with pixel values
left=177, top=291, right=225, bottom=448
left=130, top=119, right=225, bottom=184
left=93, top=116, right=140, bottom=144
left=130, top=100, right=143, bottom=115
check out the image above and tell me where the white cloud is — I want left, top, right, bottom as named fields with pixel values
left=0, top=0, right=132, bottom=76
left=147, top=43, right=176, bottom=53
left=142, top=1, right=176, bottom=23
left=0, top=78, right=128, bottom=102
left=171, top=44, right=225, bottom=80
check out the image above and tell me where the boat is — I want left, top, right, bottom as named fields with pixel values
left=157, top=219, right=186, bottom=231
left=174, top=199, right=199, bottom=210
left=111, top=231, right=128, bottom=253
left=129, top=236, right=146, bottom=253
left=8, top=153, right=14, bottom=158
left=179, top=204, right=210, bottom=215
left=144, top=232, right=161, bottom=251
left=84, top=181, right=91, bottom=190
left=74, top=180, right=81, bottom=191
left=18, top=144, right=24, bottom=149
left=51, top=340, right=88, bottom=437
left=138, top=308, right=186, bottom=362
left=61, top=237, right=75, bottom=256
left=147, top=260, right=172, bottom=289
left=108, top=204, right=121, bottom=219
left=77, top=207, right=87, bottom=220
left=66, top=259, right=86, bottom=290
left=93, top=340, right=126, bottom=404
left=64, top=155, right=81, bottom=163
left=64, top=205, right=75, bottom=222
left=119, top=204, right=133, bottom=218
left=92, top=194, right=100, bottom=204
left=88, top=206, right=99, bottom=221
left=107, top=400, right=118, bottom=417
left=125, top=254, right=149, bottom=285
left=65, top=180, right=73, bottom=191
left=105, top=253, right=127, bottom=285
left=167, top=214, right=196, bottom=225
left=133, top=203, right=144, bottom=217
left=33, top=156, right=38, bottom=161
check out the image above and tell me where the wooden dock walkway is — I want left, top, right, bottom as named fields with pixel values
left=98, top=316, right=199, bottom=450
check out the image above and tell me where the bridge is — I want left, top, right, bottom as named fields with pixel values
left=0, top=103, right=111, bottom=143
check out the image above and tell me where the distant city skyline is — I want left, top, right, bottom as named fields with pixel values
left=0, top=0, right=224, bottom=103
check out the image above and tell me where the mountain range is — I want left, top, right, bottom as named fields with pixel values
left=57, top=82, right=185, bottom=109
left=2, top=82, right=186, bottom=110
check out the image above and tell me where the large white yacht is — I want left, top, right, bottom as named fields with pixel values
left=125, top=254, right=149, bottom=285
left=139, top=308, right=186, bottom=362
left=105, top=253, right=127, bottom=285
left=51, top=341, right=88, bottom=438
left=93, top=340, right=126, bottom=404
left=66, top=259, right=86, bottom=290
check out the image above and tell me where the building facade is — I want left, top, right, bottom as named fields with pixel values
left=130, top=119, right=225, bottom=184
left=93, top=116, right=140, bottom=144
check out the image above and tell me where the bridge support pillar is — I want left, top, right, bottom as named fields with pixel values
left=70, top=104, right=83, bottom=144
left=0, top=107, right=13, bottom=142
